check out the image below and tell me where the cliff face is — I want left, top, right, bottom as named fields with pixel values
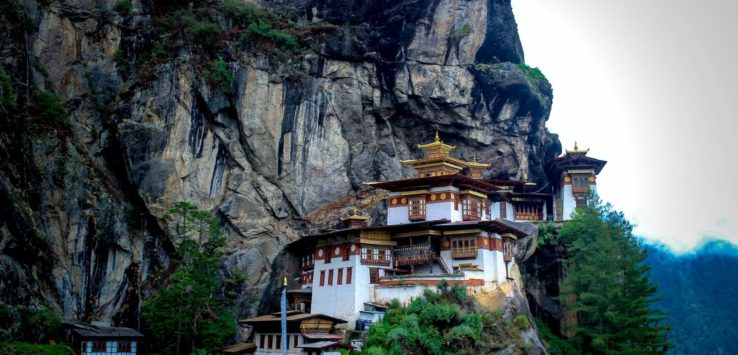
left=0, top=0, right=560, bottom=333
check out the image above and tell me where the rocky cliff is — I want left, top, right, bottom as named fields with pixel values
left=0, top=0, right=560, bottom=337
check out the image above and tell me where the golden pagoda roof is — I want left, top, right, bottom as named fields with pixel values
left=417, top=131, right=455, bottom=150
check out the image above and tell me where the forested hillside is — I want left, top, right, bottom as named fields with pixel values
left=646, top=240, right=738, bottom=354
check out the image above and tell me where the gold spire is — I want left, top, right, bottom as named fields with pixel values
left=417, top=131, right=455, bottom=150
left=566, top=140, right=589, bottom=155
left=283, top=276, right=288, bottom=287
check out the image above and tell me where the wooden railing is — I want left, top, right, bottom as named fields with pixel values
left=451, top=247, right=478, bottom=259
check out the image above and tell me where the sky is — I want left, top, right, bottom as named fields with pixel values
left=511, top=0, right=738, bottom=251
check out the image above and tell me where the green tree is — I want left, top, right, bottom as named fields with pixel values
left=558, top=195, right=669, bottom=354
left=142, top=202, right=240, bottom=354
left=362, top=282, right=530, bottom=354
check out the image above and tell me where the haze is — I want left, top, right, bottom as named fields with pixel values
left=512, top=0, right=738, bottom=251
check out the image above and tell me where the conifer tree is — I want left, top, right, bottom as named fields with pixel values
left=142, top=202, right=241, bottom=354
left=558, top=195, right=669, bottom=354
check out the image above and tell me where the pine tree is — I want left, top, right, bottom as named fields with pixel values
left=142, top=202, right=241, bottom=354
left=558, top=195, right=669, bottom=354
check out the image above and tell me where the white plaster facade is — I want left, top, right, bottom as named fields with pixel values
left=79, top=340, right=138, bottom=355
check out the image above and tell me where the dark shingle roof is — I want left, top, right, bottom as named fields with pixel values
left=63, top=322, right=144, bottom=339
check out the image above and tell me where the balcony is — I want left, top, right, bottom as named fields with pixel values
left=394, top=244, right=435, bottom=266
left=451, top=247, right=478, bottom=259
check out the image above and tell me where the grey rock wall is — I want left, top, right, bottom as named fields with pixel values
left=0, top=0, right=560, bottom=341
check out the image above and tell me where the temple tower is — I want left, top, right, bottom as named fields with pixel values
left=547, top=143, right=607, bottom=220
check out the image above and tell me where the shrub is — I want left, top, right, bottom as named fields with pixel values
left=30, top=92, right=67, bottom=126
left=513, top=314, right=530, bottom=330
left=516, top=63, right=547, bottom=81
left=204, top=58, right=233, bottom=93
left=186, top=21, right=222, bottom=47
left=241, top=20, right=298, bottom=52
left=0, top=69, right=16, bottom=117
left=113, top=0, right=131, bottom=15
left=0, top=342, right=70, bottom=355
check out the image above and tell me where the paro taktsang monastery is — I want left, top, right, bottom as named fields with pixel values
left=240, top=134, right=605, bottom=354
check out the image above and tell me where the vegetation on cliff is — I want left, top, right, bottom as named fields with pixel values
left=536, top=196, right=669, bottom=354
left=142, top=202, right=246, bottom=354
left=361, top=282, right=536, bottom=355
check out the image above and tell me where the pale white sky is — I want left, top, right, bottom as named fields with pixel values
left=512, top=0, right=738, bottom=251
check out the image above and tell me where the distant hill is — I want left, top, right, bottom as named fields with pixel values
left=645, top=239, right=738, bottom=354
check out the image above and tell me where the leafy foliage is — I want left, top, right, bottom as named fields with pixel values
left=30, top=92, right=67, bottom=126
left=362, top=283, right=531, bottom=354
left=204, top=58, right=234, bottom=93
left=113, top=0, right=131, bottom=16
left=0, top=69, right=16, bottom=119
left=557, top=194, right=669, bottom=354
left=516, top=63, right=547, bottom=81
left=142, top=202, right=243, bottom=354
left=535, top=319, right=578, bottom=355
left=0, top=305, right=62, bottom=343
left=0, top=342, right=71, bottom=355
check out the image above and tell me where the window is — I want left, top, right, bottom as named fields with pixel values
left=369, top=268, right=380, bottom=284
left=337, top=268, right=343, bottom=285
left=346, top=267, right=352, bottom=284
left=268, top=334, right=273, bottom=349
left=319, top=270, right=325, bottom=286
left=408, top=196, right=426, bottom=220
left=324, top=247, right=331, bottom=263
left=361, top=247, right=391, bottom=265
left=500, top=201, right=507, bottom=219
left=293, top=334, right=299, bottom=348
left=92, top=341, right=106, bottom=352
left=462, top=196, right=482, bottom=220
left=328, top=269, right=333, bottom=285
left=276, top=335, right=281, bottom=349
left=260, top=334, right=266, bottom=348
left=451, top=237, right=477, bottom=259
left=514, top=203, right=543, bottom=221
left=302, top=254, right=314, bottom=269
left=118, top=341, right=131, bottom=352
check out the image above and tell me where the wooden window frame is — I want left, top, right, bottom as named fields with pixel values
left=92, top=341, right=106, bottom=352
left=408, top=196, right=426, bottom=221
left=369, top=268, right=380, bottom=284
left=260, top=334, right=266, bottom=348
left=328, top=269, right=333, bottom=286
left=324, top=247, right=331, bottom=264
left=118, top=341, right=131, bottom=352
left=346, top=267, right=352, bottom=284
left=462, top=195, right=482, bottom=220
left=337, top=268, right=343, bottom=285
left=268, top=334, right=273, bottom=349
left=293, top=334, right=299, bottom=348
left=451, top=237, right=478, bottom=259
left=319, top=270, right=325, bottom=286
left=276, top=335, right=281, bottom=350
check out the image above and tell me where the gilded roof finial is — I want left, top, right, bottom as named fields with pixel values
left=434, top=130, right=440, bottom=143
left=574, top=141, right=578, bottom=150
left=283, top=275, right=288, bottom=287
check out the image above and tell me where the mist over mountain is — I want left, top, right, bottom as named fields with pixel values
left=645, top=239, right=738, bottom=354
